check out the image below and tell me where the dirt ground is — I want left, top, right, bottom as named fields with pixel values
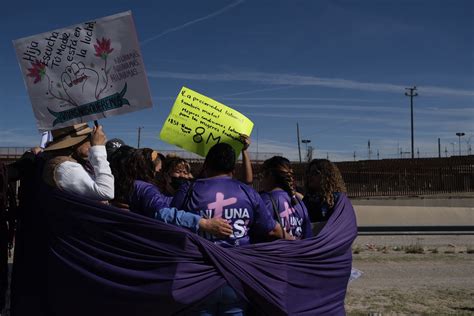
left=346, top=235, right=474, bottom=315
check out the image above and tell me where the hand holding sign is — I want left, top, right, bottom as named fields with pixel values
left=91, top=125, right=107, bottom=146
left=239, top=134, right=251, bottom=151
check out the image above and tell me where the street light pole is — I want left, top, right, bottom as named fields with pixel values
left=302, top=139, right=311, bottom=162
left=456, top=132, right=465, bottom=156
left=405, top=86, right=418, bottom=159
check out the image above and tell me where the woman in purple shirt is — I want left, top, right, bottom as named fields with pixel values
left=109, top=147, right=232, bottom=237
left=171, top=143, right=288, bottom=315
left=259, top=156, right=312, bottom=240
left=171, top=144, right=287, bottom=248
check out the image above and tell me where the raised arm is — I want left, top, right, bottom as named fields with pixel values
left=56, top=130, right=114, bottom=201
left=239, top=134, right=253, bottom=185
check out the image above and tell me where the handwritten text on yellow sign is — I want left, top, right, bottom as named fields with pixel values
left=160, top=87, right=253, bottom=157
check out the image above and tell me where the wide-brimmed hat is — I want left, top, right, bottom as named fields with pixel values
left=44, top=123, right=93, bottom=151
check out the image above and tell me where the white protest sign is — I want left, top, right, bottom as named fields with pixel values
left=13, top=11, right=152, bottom=130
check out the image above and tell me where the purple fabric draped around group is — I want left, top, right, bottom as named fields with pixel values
left=10, top=176, right=357, bottom=316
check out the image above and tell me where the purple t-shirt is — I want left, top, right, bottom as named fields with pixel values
left=130, top=180, right=173, bottom=218
left=260, top=190, right=313, bottom=240
left=171, top=176, right=276, bottom=247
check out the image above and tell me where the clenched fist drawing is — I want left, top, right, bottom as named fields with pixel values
left=61, top=62, right=99, bottom=106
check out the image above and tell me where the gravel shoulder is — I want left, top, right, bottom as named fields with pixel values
left=346, top=235, right=474, bottom=315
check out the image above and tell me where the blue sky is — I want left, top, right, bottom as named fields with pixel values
left=0, top=0, right=473, bottom=161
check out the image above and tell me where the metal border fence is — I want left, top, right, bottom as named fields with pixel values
left=335, top=156, right=474, bottom=197
left=194, top=156, right=474, bottom=197
left=2, top=147, right=473, bottom=197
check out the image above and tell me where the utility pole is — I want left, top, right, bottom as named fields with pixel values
left=438, top=138, right=441, bottom=158
left=444, top=146, right=448, bottom=158
left=377, top=149, right=380, bottom=160
left=297, top=123, right=302, bottom=163
left=353, top=151, right=356, bottom=161
left=417, top=148, right=420, bottom=158
left=302, top=139, right=311, bottom=162
left=137, top=126, right=143, bottom=148
left=456, top=132, right=465, bottom=156
left=405, top=86, right=418, bottom=159
left=368, top=140, right=371, bottom=160
left=306, top=145, right=314, bottom=162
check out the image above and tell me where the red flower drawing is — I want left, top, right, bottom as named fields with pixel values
left=94, top=38, right=114, bottom=59
left=26, top=60, right=46, bottom=84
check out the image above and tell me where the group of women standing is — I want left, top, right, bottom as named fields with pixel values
left=104, top=139, right=349, bottom=315
left=106, top=141, right=348, bottom=243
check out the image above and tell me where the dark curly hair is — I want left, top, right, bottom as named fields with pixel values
left=111, top=147, right=159, bottom=204
left=109, top=145, right=135, bottom=204
left=262, top=156, right=298, bottom=205
left=305, top=159, right=346, bottom=208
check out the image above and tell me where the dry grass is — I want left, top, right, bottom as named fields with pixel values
left=346, top=287, right=474, bottom=315
left=353, top=245, right=363, bottom=254
left=348, top=236, right=474, bottom=314
left=403, top=243, right=425, bottom=254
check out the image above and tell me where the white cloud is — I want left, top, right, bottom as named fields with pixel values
left=148, top=71, right=474, bottom=97
left=141, top=0, right=244, bottom=45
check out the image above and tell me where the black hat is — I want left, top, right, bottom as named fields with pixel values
left=106, top=138, right=126, bottom=158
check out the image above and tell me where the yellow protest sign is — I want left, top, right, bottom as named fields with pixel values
left=160, top=87, right=254, bottom=157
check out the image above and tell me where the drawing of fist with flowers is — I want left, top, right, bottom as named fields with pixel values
left=61, top=62, right=99, bottom=106
left=25, top=37, right=115, bottom=112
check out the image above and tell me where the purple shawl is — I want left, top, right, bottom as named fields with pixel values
left=11, top=183, right=356, bottom=316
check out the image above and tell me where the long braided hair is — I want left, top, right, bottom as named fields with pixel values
left=262, top=156, right=298, bottom=205
left=305, top=159, right=346, bottom=208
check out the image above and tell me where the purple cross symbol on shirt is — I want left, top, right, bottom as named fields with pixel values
left=280, top=201, right=295, bottom=229
left=207, top=192, right=237, bottom=218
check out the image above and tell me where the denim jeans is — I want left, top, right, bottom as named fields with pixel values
left=188, top=284, right=247, bottom=316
